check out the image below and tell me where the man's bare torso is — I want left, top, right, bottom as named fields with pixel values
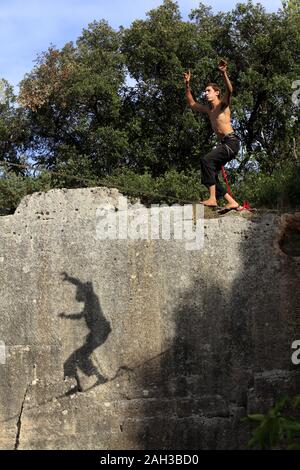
left=206, top=103, right=234, bottom=139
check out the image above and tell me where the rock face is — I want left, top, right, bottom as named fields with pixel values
left=0, top=187, right=299, bottom=450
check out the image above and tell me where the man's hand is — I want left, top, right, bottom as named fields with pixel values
left=183, top=70, right=191, bottom=84
left=218, top=59, right=228, bottom=74
left=219, top=59, right=232, bottom=107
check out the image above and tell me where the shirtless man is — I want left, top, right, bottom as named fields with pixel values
left=183, top=59, right=241, bottom=211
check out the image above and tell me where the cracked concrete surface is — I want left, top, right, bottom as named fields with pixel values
left=15, top=384, right=30, bottom=450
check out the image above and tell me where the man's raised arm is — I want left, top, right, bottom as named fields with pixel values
left=183, top=70, right=208, bottom=114
left=218, top=59, right=233, bottom=108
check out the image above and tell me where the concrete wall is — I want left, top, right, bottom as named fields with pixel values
left=0, top=187, right=299, bottom=449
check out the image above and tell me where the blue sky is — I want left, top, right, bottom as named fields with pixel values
left=0, top=0, right=283, bottom=91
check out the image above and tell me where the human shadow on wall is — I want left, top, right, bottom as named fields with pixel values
left=58, top=272, right=111, bottom=394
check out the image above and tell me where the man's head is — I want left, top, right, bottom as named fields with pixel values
left=204, top=83, right=221, bottom=102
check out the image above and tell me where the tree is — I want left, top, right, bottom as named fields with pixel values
left=18, top=21, right=127, bottom=178
left=190, top=1, right=300, bottom=174
left=0, top=1, right=298, bottom=210
left=282, top=0, right=300, bottom=15
left=0, top=79, right=31, bottom=172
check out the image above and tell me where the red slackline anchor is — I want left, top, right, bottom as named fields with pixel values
left=221, top=166, right=255, bottom=212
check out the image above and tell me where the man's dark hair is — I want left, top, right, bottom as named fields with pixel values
left=206, top=82, right=222, bottom=98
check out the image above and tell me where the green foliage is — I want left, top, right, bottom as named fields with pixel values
left=0, top=80, right=32, bottom=166
left=0, top=166, right=207, bottom=215
left=0, top=171, right=52, bottom=215
left=283, top=0, right=300, bottom=15
left=103, top=167, right=206, bottom=205
left=18, top=20, right=125, bottom=176
left=244, top=395, right=300, bottom=450
left=233, top=161, right=300, bottom=208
